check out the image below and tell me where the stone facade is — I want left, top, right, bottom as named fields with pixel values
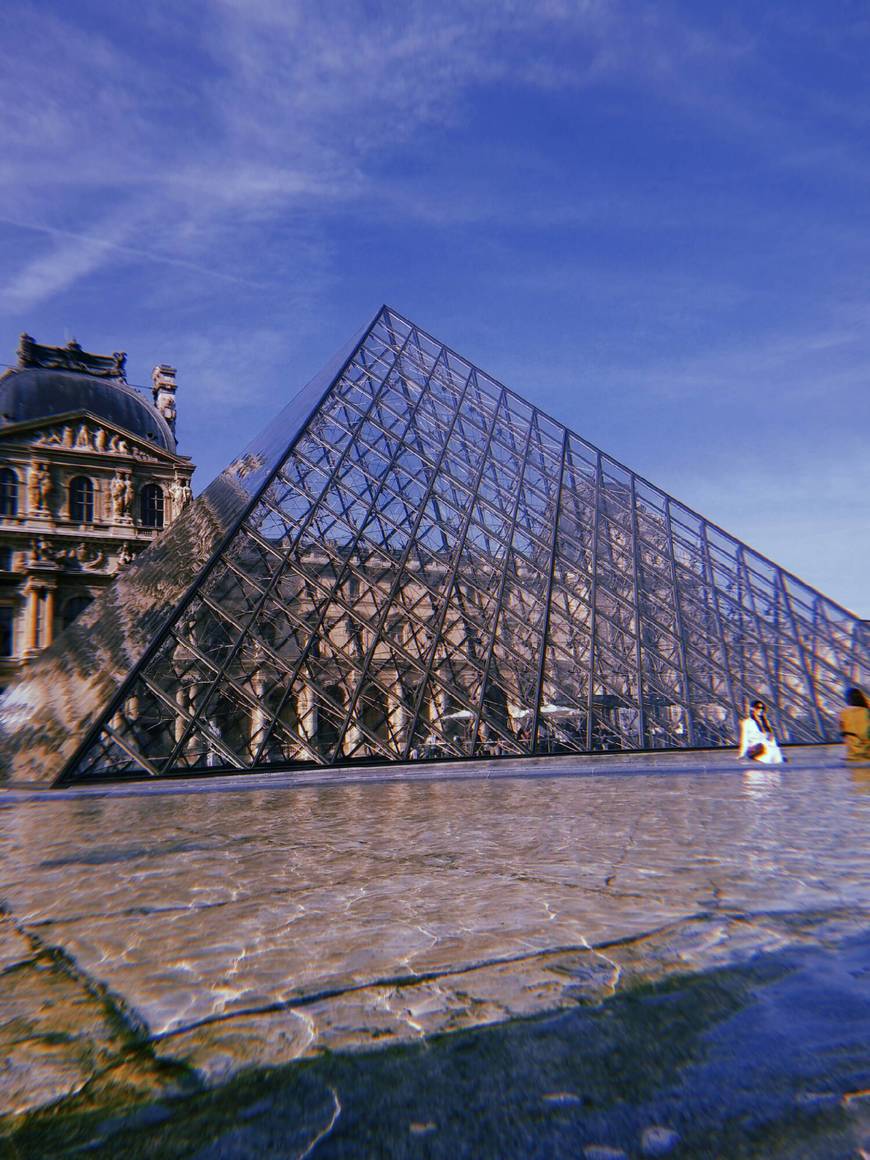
left=0, top=337, right=194, bottom=693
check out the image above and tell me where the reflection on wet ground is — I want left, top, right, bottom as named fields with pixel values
left=1, top=747, right=868, bottom=1156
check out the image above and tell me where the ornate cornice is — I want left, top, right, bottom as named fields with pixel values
left=16, top=334, right=127, bottom=382
left=0, top=411, right=193, bottom=467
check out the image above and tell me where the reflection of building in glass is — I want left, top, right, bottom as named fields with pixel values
left=0, top=336, right=194, bottom=694
left=0, top=308, right=866, bottom=785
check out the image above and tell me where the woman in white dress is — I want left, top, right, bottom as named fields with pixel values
left=738, top=700, right=785, bottom=764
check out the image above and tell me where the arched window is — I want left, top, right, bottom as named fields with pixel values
left=69, top=476, right=94, bottom=523
left=139, top=483, right=164, bottom=528
left=62, top=594, right=93, bottom=631
left=0, top=467, right=18, bottom=518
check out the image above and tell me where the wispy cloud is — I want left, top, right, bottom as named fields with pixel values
left=4, top=0, right=867, bottom=312
left=0, top=0, right=761, bottom=310
left=0, top=212, right=266, bottom=312
left=0, top=204, right=147, bottom=313
left=616, top=318, right=870, bottom=406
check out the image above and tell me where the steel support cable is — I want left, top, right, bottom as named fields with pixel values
left=699, top=524, right=741, bottom=738
left=585, top=453, right=603, bottom=750
left=323, top=346, right=487, bottom=761
left=627, top=475, right=647, bottom=749
left=319, top=342, right=472, bottom=762
left=775, top=569, right=826, bottom=738
left=658, top=497, right=696, bottom=744
left=530, top=427, right=569, bottom=756
left=162, top=323, right=418, bottom=770
left=247, top=330, right=433, bottom=766
left=462, top=400, right=538, bottom=756
left=58, top=309, right=392, bottom=784
left=400, top=371, right=509, bottom=761
left=734, top=545, right=782, bottom=732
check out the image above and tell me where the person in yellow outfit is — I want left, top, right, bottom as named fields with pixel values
left=840, top=688, right=870, bottom=762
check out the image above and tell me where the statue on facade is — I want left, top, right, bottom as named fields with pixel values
left=124, top=474, right=135, bottom=516
left=111, top=351, right=127, bottom=381
left=28, top=462, right=51, bottom=512
left=111, top=472, right=132, bottom=520
left=76, top=542, right=105, bottom=570
left=29, top=537, right=52, bottom=563
left=34, top=427, right=61, bottom=447
left=157, top=394, right=176, bottom=426
left=115, top=541, right=133, bottom=571
left=16, top=333, right=36, bottom=366
left=170, top=475, right=192, bottom=513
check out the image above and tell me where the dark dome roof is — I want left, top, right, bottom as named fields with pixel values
left=0, top=367, right=176, bottom=452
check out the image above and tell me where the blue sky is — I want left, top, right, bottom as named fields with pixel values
left=1, top=0, right=868, bottom=615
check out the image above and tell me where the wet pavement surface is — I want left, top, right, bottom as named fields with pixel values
left=1, top=747, right=868, bottom=1157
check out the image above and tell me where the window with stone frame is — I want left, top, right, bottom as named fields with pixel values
left=0, top=544, right=13, bottom=571
left=69, top=476, right=95, bottom=524
left=139, top=482, right=164, bottom=529
left=0, top=605, right=14, bottom=657
left=0, top=467, right=18, bottom=517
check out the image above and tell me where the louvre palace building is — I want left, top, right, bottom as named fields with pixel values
left=0, top=335, right=194, bottom=694
left=0, top=308, right=866, bottom=786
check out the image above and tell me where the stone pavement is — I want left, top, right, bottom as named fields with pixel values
left=0, top=747, right=868, bottom=1154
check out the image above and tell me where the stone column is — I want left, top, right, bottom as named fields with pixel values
left=298, top=684, right=316, bottom=744
left=174, top=684, right=188, bottom=745
left=43, top=585, right=56, bottom=647
left=250, top=664, right=266, bottom=758
left=387, top=687, right=405, bottom=753
left=24, top=585, right=39, bottom=652
left=344, top=717, right=362, bottom=757
left=436, top=682, right=449, bottom=719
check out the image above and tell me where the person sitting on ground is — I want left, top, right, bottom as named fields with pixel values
left=839, top=687, right=870, bottom=763
left=738, top=700, right=785, bottom=764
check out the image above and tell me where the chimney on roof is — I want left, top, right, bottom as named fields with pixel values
left=151, top=364, right=177, bottom=435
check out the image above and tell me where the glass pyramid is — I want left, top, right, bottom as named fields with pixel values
left=3, top=307, right=866, bottom=784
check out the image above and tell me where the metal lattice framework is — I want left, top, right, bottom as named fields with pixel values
left=57, top=307, right=867, bottom=780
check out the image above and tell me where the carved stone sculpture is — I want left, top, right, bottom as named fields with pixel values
left=28, top=462, right=51, bottom=512
left=115, top=541, right=133, bottom=571
left=111, top=472, right=132, bottom=520
left=170, top=476, right=192, bottom=513
left=17, top=333, right=127, bottom=381
left=158, top=395, right=176, bottom=425
left=29, top=537, right=52, bottom=563
left=123, top=474, right=135, bottom=516
left=77, top=542, right=105, bottom=570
